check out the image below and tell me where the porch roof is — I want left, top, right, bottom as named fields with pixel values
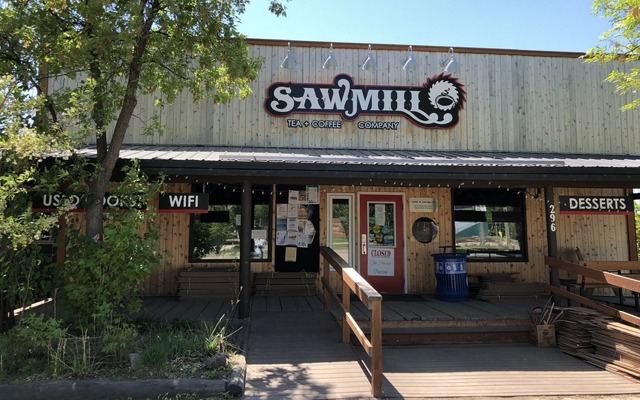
left=78, top=145, right=640, bottom=188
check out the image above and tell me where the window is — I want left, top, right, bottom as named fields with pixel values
left=327, top=194, right=354, bottom=265
left=453, top=188, right=527, bottom=261
left=189, top=184, right=271, bottom=262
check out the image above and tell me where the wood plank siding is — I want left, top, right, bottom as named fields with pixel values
left=49, top=40, right=639, bottom=297
left=140, top=184, right=632, bottom=297
left=52, top=41, right=640, bottom=155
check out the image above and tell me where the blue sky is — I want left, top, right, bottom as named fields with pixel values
left=238, top=0, right=611, bottom=53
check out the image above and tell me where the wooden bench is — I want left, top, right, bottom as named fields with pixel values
left=572, top=248, right=640, bottom=311
left=252, top=272, right=319, bottom=296
left=178, top=268, right=240, bottom=301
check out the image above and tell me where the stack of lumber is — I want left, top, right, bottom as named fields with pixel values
left=469, top=272, right=517, bottom=297
left=475, top=272, right=520, bottom=282
left=557, top=307, right=640, bottom=380
left=556, top=308, right=606, bottom=355
left=589, top=322, right=640, bottom=379
left=476, top=281, right=549, bottom=300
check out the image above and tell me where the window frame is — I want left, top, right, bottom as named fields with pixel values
left=188, top=184, right=272, bottom=263
left=452, top=188, right=528, bottom=262
left=327, top=194, right=355, bottom=267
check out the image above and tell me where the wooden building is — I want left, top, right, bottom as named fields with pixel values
left=67, top=39, right=640, bottom=307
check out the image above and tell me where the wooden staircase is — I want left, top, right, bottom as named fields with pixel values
left=252, top=272, right=320, bottom=296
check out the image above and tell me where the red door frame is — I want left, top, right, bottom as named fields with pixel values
left=358, top=193, right=405, bottom=293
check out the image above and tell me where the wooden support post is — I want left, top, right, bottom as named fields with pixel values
left=625, top=188, right=638, bottom=261
left=238, top=181, right=252, bottom=320
left=342, top=280, right=350, bottom=343
left=323, top=258, right=330, bottom=312
left=370, top=298, right=383, bottom=398
left=51, top=214, right=67, bottom=318
left=1, top=291, right=8, bottom=333
left=544, top=186, right=561, bottom=302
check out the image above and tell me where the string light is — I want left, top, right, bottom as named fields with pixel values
left=179, top=180, right=544, bottom=202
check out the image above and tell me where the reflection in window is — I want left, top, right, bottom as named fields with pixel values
left=368, top=202, right=395, bottom=247
left=329, top=196, right=353, bottom=265
left=454, top=188, right=527, bottom=261
left=189, top=185, right=271, bottom=262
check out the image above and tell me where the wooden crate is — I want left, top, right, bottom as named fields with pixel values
left=530, top=324, right=556, bottom=348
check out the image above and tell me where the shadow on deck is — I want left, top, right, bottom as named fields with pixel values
left=136, top=293, right=640, bottom=345
left=18, top=294, right=640, bottom=398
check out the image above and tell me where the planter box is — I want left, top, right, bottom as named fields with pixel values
left=530, top=324, right=556, bottom=348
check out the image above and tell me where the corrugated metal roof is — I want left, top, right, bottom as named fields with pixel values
left=76, top=145, right=640, bottom=169
left=73, top=145, right=640, bottom=187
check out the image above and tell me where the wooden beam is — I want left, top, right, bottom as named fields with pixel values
left=321, top=274, right=334, bottom=312
left=625, top=188, right=638, bottom=261
left=238, top=180, right=252, bottom=319
left=322, top=258, right=331, bottom=312
left=545, top=256, right=640, bottom=293
left=584, top=261, right=640, bottom=271
left=321, top=247, right=382, bottom=309
left=345, top=312, right=372, bottom=356
left=356, top=318, right=531, bottom=330
left=544, top=186, right=560, bottom=295
left=245, top=38, right=586, bottom=59
left=319, top=246, right=384, bottom=398
left=342, top=279, right=351, bottom=344
left=370, top=299, right=383, bottom=398
left=547, top=285, right=640, bottom=327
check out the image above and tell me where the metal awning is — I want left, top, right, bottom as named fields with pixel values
left=76, top=145, right=640, bottom=188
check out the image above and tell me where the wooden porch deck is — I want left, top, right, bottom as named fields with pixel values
left=139, top=294, right=544, bottom=320
left=137, top=295, right=640, bottom=399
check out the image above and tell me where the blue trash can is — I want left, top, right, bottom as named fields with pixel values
left=432, top=252, right=468, bottom=302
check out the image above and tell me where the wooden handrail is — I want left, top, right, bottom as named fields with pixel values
left=545, top=256, right=640, bottom=292
left=545, top=256, right=640, bottom=327
left=320, top=246, right=383, bottom=398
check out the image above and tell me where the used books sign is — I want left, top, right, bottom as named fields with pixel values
left=33, top=193, right=209, bottom=214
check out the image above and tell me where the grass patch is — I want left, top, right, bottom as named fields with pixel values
left=0, top=315, right=238, bottom=383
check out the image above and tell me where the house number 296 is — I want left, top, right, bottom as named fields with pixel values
left=549, top=204, right=557, bottom=232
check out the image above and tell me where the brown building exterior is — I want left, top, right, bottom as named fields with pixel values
left=63, top=39, right=640, bottom=299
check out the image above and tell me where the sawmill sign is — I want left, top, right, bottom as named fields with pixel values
left=265, top=73, right=466, bottom=129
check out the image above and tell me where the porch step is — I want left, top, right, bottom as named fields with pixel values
left=337, top=317, right=532, bottom=345
left=177, top=268, right=240, bottom=301
left=252, top=272, right=320, bottom=296
left=330, top=295, right=542, bottom=345
left=377, top=325, right=531, bottom=345
left=360, top=330, right=530, bottom=346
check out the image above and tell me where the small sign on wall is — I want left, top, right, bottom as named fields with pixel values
left=410, top=198, right=438, bottom=213
left=158, top=193, right=209, bottom=213
left=559, top=196, right=633, bottom=215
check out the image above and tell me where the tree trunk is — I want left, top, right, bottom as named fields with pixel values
left=85, top=180, right=107, bottom=241
left=83, top=2, right=156, bottom=242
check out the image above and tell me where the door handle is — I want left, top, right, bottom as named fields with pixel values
left=361, top=234, right=367, bottom=255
